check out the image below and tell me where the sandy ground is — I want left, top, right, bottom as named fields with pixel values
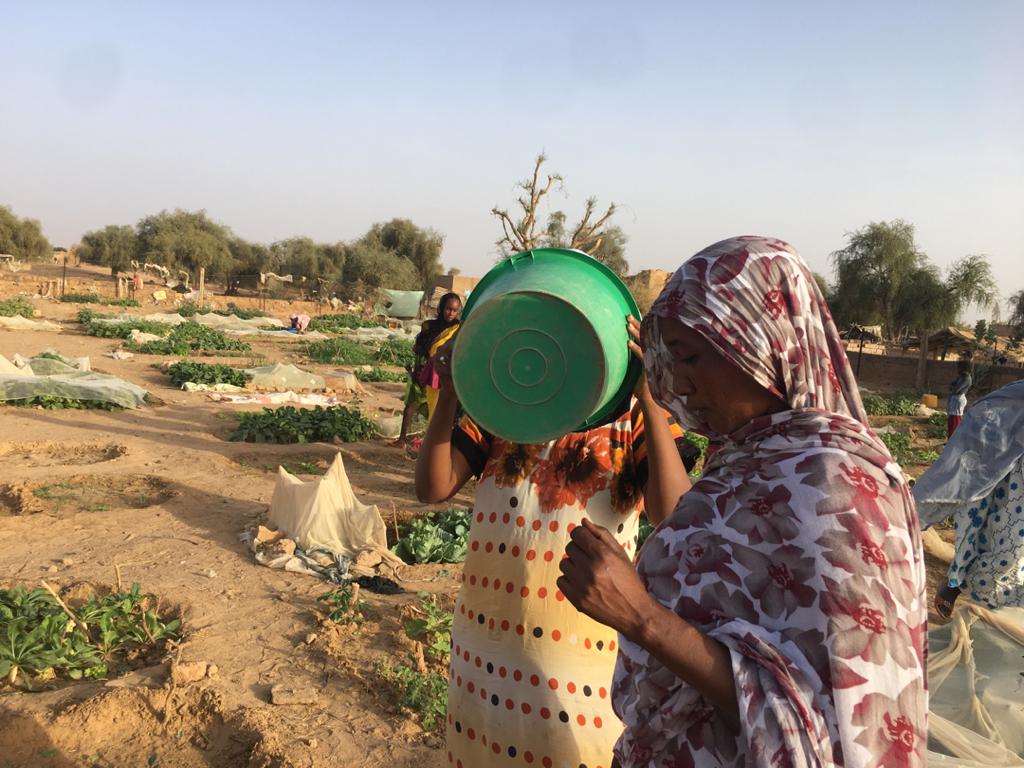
left=0, top=266, right=954, bottom=767
left=0, top=269, right=472, bottom=767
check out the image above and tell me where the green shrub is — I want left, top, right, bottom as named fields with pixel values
left=0, top=583, right=180, bottom=688
left=230, top=405, right=376, bottom=443
left=166, top=361, right=250, bottom=388
left=394, top=508, right=471, bottom=564
left=0, top=296, right=35, bottom=318
left=59, top=292, right=101, bottom=304
left=105, top=298, right=141, bottom=308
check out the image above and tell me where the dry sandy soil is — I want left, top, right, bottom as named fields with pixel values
left=0, top=265, right=953, bottom=768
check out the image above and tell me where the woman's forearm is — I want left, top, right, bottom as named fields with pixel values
left=414, top=387, right=462, bottom=502
left=639, top=395, right=691, bottom=526
left=627, top=600, right=739, bottom=728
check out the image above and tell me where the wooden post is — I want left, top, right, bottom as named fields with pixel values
left=116, top=277, right=124, bottom=299
left=915, top=329, right=930, bottom=391
left=198, top=268, right=206, bottom=304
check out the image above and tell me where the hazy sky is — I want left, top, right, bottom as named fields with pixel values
left=2, top=1, right=1022, bottom=317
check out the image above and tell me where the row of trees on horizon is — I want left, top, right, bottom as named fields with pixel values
left=1, top=155, right=1021, bottom=338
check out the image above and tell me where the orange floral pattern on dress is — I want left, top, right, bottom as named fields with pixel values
left=487, top=442, right=544, bottom=488
left=609, top=443, right=643, bottom=515
left=534, top=431, right=613, bottom=513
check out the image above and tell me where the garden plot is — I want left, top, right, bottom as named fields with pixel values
left=0, top=475, right=175, bottom=516
left=0, top=441, right=127, bottom=468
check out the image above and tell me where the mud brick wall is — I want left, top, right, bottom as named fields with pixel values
left=848, top=351, right=1024, bottom=394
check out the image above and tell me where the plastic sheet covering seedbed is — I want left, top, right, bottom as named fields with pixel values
left=0, top=355, right=148, bottom=409
left=92, top=312, right=284, bottom=334
left=927, top=603, right=1024, bottom=766
left=244, top=363, right=325, bottom=391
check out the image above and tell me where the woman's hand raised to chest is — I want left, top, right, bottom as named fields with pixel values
left=557, top=518, right=655, bottom=641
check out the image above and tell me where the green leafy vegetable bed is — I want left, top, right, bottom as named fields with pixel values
left=10, top=396, right=121, bottom=410
left=231, top=405, right=376, bottom=443
left=308, top=314, right=380, bottom=333
left=0, top=297, right=36, bottom=317
left=355, top=367, right=407, bottom=383
left=132, top=323, right=252, bottom=355
left=305, top=338, right=377, bottom=365
left=165, top=361, right=250, bottom=388
left=59, top=292, right=101, bottom=304
left=394, top=508, right=471, bottom=564
left=863, top=394, right=919, bottom=416
left=0, top=583, right=181, bottom=688
left=305, top=337, right=415, bottom=367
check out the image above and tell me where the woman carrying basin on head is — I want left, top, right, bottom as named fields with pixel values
left=416, top=316, right=700, bottom=768
left=559, top=236, right=927, bottom=767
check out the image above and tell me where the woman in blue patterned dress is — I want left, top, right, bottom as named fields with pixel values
left=914, top=380, right=1024, bottom=616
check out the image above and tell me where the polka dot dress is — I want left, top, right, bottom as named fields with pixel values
left=446, top=402, right=675, bottom=768
left=949, top=457, right=1024, bottom=609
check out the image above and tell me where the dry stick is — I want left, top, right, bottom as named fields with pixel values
left=40, top=580, right=92, bottom=640
left=348, top=583, right=361, bottom=618
left=161, top=643, right=184, bottom=725
left=390, top=503, right=401, bottom=543
left=413, top=641, right=428, bottom=675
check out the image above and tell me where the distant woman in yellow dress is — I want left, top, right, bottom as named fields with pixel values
left=416, top=318, right=699, bottom=768
left=396, top=293, right=463, bottom=449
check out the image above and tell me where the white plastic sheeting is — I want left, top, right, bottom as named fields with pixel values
left=0, top=354, right=148, bottom=409
left=244, top=363, right=325, bottom=391
left=927, top=604, right=1024, bottom=766
left=266, top=453, right=387, bottom=558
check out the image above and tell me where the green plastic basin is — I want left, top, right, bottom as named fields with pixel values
left=452, top=248, right=640, bottom=444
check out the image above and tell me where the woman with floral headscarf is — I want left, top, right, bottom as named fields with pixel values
left=560, top=237, right=927, bottom=767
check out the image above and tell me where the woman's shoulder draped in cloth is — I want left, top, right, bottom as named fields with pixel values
left=914, top=381, right=1024, bottom=528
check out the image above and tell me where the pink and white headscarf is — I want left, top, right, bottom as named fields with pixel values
left=642, top=235, right=868, bottom=438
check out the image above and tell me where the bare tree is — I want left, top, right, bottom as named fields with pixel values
left=492, top=153, right=617, bottom=257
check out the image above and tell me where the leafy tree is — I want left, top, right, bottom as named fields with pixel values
left=361, top=219, right=443, bottom=290
left=339, top=240, right=421, bottom=300
left=973, top=319, right=989, bottom=344
left=0, top=205, right=52, bottom=261
left=811, top=271, right=830, bottom=298
left=1008, top=290, right=1024, bottom=335
left=899, top=256, right=996, bottom=386
left=77, top=224, right=137, bottom=273
left=228, top=238, right=273, bottom=276
left=135, top=209, right=235, bottom=281
left=829, top=220, right=926, bottom=339
left=541, top=212, right=628, bottom=273
left=587, top=225, right=629, bottom=275
left=492, top=153, right=620, bottom=263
